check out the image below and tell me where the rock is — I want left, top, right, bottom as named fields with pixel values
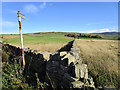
left=50, top=53, right=60, bottom=61
left=71, top=48, right=80, bottom=53
left=52, top=61, right=59, bottom=67
left=72, top=81, right=84, bottom=88
left=60, top=51, right=67, bottom=57
left=62, top=53, right=76, bottom=65
left=89, top=77, right=94, bottom=85
left=64, top=73, right=76, bottom=82
left=40, top=52, right=52, bottom=61
left=60, top=58, right=68, bottom=66
left=68, top=54, right=76, bottom=65
left=60, top=65, right=67, bottom=71
left=80, top=64, right=88, bottom=79
left=46, top=60, right=60, bottom=72
left=31, top=49, right=35, bottom=53
left=74, top=64, right=88, bottom=79
left=24, top=48, right=30, bottom=52
left=74, top=63, right=80, bottom=78
left=37, top=51, right=42, bottom=54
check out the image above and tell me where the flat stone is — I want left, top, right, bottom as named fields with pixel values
left=72, top=81, right=84, bottom=88
left=40, top=52, right=52, bottom=61
left=62, top=53, right=76, bottom=65
left=80, top=64, right=88, bottom=79
left=60, top=51, right=67, bottom=57
left=74, top=64, right=88, bottom=79
left=68, top=54, right=76, bottom=65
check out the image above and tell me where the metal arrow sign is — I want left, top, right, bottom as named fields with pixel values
left=18, top=13, right=25, bottom=19
left=17, top=11, right=25, bottom=19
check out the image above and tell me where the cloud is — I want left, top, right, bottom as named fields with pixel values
left=80, top=28, right=117, bottom=33
left=99, top=28, right=110, bottom=32
left=40, top=2, right=46, bottom=9
left=24, top=4, right=38, bottom=13
left=111, top=29, right=117, bottom=32
left=1, top=32, right=18, bottom=34
left=23, top=3, right=47, bottom=13
left=2, top=21, right=17, bottom=27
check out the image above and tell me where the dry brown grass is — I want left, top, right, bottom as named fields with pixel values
left=12, top=43, right=67, bottom=53
left=76, top=39, right=118, bottom=75
left=2, top=35, right=20, bottom=39
left=25, top=43, right=67, bottom=53
left=75, top=39, right=118, bottom=87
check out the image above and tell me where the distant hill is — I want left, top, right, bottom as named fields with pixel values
left=90, top=32, right=120, bottom=40
left=91, top=32, right=120, bottom=35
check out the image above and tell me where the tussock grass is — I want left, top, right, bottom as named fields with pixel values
left=76, top=39, right=118, bottom=88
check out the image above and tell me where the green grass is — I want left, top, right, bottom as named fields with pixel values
left=2, top=32, right=119, bottom=46
left=3, top=33, right=74, bottom=45
left=101, top=34, right=119, bottom=40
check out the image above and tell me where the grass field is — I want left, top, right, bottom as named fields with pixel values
left=76, top=39, right=118, bottom=88
left=2, top=33, right=74, bottom=52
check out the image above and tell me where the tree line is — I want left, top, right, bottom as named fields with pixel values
left=65, top=33, right=103, bottom=39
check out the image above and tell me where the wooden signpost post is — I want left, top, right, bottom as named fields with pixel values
left=17, top=11, right=25, bottom=66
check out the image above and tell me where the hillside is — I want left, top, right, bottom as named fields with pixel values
left=91, top=32, right=120, bottom=40
left=91, top=32, right=120, bottom=35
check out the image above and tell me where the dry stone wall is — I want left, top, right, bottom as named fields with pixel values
left=2, top=40, right=95, bottom=89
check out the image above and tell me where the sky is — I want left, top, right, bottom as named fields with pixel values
left=2, top=2, right=118, bottom=34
